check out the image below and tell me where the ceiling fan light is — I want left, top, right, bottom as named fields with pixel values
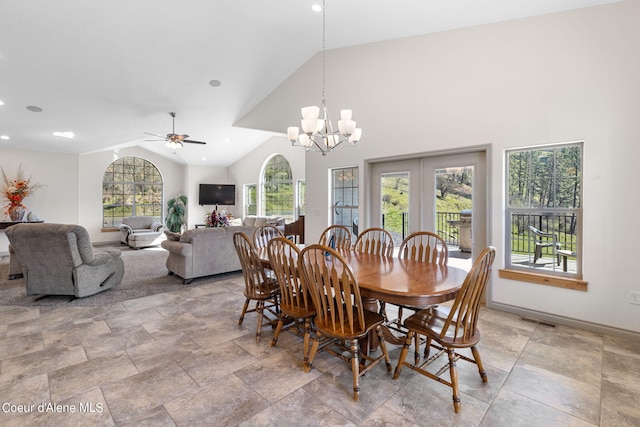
left=166, top=141, right=183, bottom=150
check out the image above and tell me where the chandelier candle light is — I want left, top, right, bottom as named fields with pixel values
left=287, top=0, right=362, bottom=155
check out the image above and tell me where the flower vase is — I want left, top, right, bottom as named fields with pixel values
left=9, top=205, right=26, bottom=221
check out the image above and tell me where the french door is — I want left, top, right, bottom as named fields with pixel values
left=369, top=150, right=487, bottom=258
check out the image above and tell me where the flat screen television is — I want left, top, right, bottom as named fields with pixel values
left=198, top=184, right=236, bottom=206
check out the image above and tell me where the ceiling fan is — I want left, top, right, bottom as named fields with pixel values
left=144, top=112, right=207, bottom=149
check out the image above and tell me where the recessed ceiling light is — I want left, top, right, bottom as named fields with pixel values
left=201, top=157, right=207, bottom=161
left=209, top=80, right=222, bottom=87
left=0, top=100, right=4, bottom=106
left=26, top=105, right=43, bottom=112
left=312, top=4, right=322, bottom=12
left=224, top=138, right=230, bottom=143
left=53, top=131, right=75, bottom=139
left=0, top=135, right=9, bottom=140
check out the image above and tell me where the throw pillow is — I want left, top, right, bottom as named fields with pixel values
left=164, top=230, right=181, bottom=241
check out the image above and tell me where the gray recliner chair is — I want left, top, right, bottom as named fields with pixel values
left=5, top=223, right=124, bottom=297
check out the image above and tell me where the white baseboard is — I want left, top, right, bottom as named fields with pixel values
left=488, top=302, right=640, bottom=341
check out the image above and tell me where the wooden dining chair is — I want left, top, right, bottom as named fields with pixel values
left=393, top=246, right=496, bottom=413
left=298, top=244, right=392, bottom=401
left=353, top=227, right=394, bottom=257
left=319, top=225, right=353, bottom=251
left=266, top=237, right=316, bottom=369
left=391, top=231, right=451, bottom=357
left=233, top=231, right=280, bottom=343
left=253, top=224, right=284, bottom=249
left=383, top=231, right=449, bottom=321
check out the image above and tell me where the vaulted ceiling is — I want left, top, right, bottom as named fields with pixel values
left=0, top=0, right=620, bottom=166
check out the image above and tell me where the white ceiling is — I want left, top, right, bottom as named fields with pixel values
left=0, top=0, right=620, bottom=167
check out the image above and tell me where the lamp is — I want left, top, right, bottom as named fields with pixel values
left=165, top=139, right=183, bottom=150
left=287, top=0, right=362, bottom=156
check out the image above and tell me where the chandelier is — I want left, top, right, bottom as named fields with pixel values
left=287, top=0, right=362, bottom=155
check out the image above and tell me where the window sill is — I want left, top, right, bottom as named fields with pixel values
left=498, top=269, right=588, bottom=291
left=101, top=228, right=119, bottom=233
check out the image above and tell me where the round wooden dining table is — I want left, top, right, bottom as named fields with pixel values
left=338, top=250, right=468, bottom=308
left=258, top=245, right=468, bottom=303
left=257, top=245, right=469, bottom=347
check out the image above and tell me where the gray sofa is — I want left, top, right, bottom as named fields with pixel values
left=6, top=223, right=124, bottom=297
left=161, top=225, right=257, bottom=284
left=119, top=216, right=165, bottom=249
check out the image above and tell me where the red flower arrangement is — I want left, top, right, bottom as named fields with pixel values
left=1, top=165, right=45, bottom=216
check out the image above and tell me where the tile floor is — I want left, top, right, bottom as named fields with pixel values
left=1, top=272, right=639, bottom=426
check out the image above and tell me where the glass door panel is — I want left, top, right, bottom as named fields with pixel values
left=381, top=172, right=410, bottom=246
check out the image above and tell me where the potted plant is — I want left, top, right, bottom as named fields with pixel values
left=166, top=195, right=187, bottom=233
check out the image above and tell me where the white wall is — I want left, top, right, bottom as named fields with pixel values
left=237, top=1, right=640, bottom=333
left=184, top=164, right=229, bottom=227
left=228, top=135, right=306, bottom=218
left=0, top=148, right=79, bottom=253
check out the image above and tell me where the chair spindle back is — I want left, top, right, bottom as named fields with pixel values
left=398, top=231, right=448, bottom=265
left=354, top=227, right=394, bottom=257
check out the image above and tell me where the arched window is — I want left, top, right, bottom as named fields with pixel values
left=102, top=156, right=163, bottom=228
left=261, top=154, right=293, bottom=220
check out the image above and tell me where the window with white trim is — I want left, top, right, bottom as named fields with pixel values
left=506, top=142, right=582, bottom=278
left=261, top=154, right=294, bottom=220
left=245, top=184, right=257, bottom=216
left=331, top=166, right=359, bottom=236
left=102, top=156, right=163, bottom=228
left=297, top=180, right=306, bottom=216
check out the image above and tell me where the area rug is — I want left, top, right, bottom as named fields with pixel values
left=0, top=246, right=241, bottom=307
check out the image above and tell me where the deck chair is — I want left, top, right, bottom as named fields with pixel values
left=528, top=225, right=561, bottom=265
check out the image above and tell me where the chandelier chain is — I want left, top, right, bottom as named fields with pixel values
left=286, top=0, right=362, bottom=155
left=322, top=0, right=326, bottom=102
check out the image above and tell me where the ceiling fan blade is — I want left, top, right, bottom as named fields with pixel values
left=183, top=139, right=207, bottom=145
left=144, top=132, right=166, bottom=139
left=144, top=139, right=165, bottom=142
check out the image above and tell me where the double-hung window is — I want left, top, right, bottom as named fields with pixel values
left=244, top=184, right=257, bottom=216
left=505, top=142, right=583, bottom=283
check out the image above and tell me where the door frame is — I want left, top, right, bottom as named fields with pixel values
left=363, top=145, right=491, bottom=263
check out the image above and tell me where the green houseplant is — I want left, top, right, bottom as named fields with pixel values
left=166, top=195, right=187, bottom=233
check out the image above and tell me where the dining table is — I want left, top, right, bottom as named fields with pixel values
left=257, top=244, right=469, bottom=348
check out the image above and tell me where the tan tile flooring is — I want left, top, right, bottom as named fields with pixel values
left=1, top=272, right=639, bottom=426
